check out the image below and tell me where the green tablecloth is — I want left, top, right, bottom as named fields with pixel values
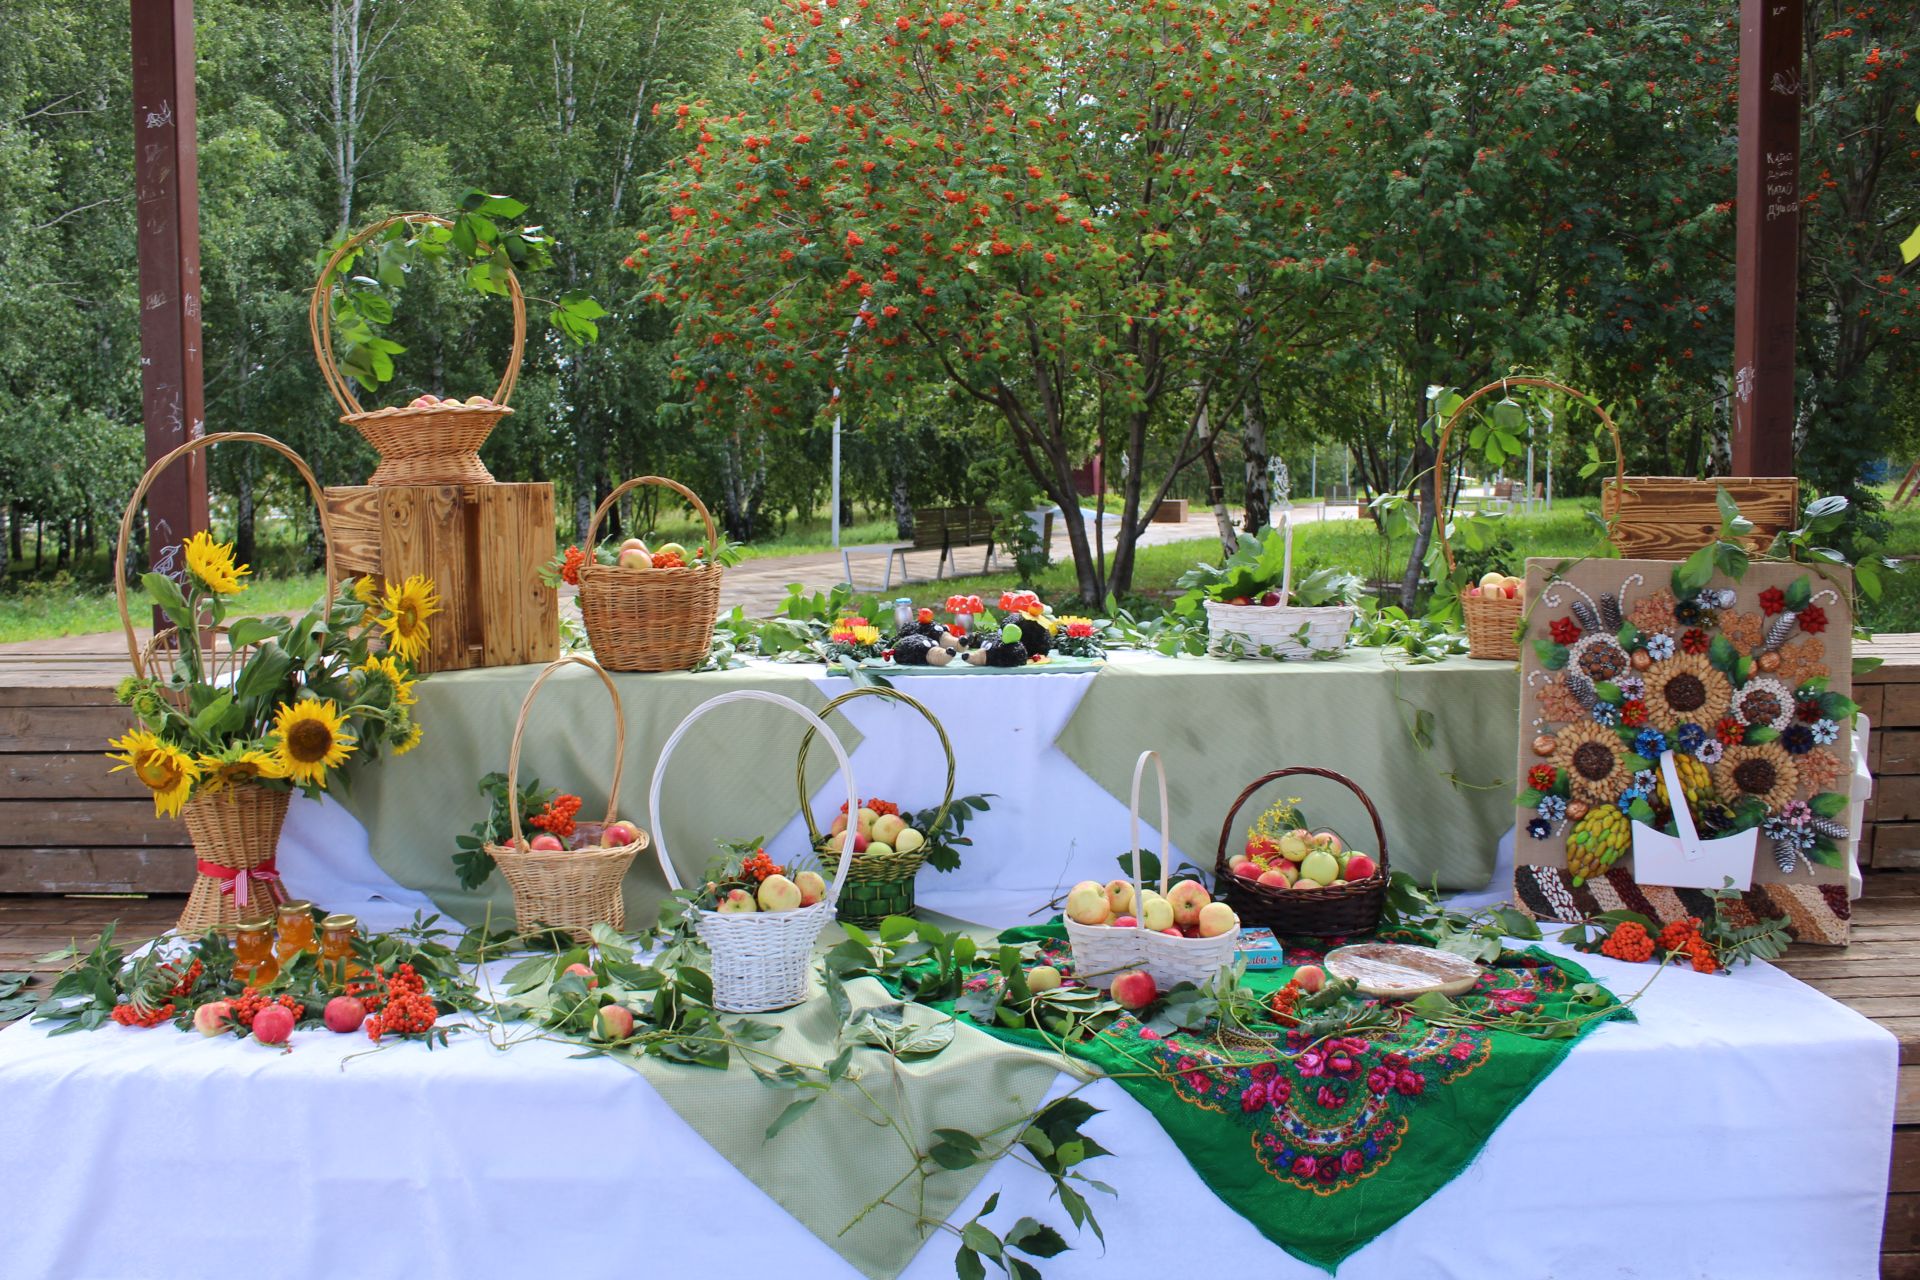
left=337, top=663, right=857, bottom=928
left=1055, top=651, right=1518, bottom=891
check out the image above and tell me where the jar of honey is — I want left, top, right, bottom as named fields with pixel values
left=232, top=920, right=279, bottom=987
left=274, top=900, right=318, bottom=963
left=319, top=913, right=365, bottom=985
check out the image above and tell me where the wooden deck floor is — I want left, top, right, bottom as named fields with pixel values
left=1, top=876, right=1915, bottom=1270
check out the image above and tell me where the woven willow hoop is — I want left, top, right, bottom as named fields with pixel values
left=483, top=655, right=648, bottom=942
left=577, top=475, right=725, bottom=672
left=648, top=690, right=859, bottom=1013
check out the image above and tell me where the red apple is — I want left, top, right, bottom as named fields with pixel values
left=1234, top=861, right=1264, bottom=882
left=323, top=996, right=365, bottom=1034
left=1110, top=915, right=1139, bottom=929
left=1229, top=596, right=1252, bottom=606
left=1293, top=964, right=1326, bottom=994
left=594, top=1004, right=636, bottom=1041
left=1110, top=970, right=1158, bottom=1011
left=564, top=962, right=598, bottom=988
left=1159, top=927, right=1184, bottom=937
left=1343, top=853, right=1378, bottom=882
left=529, top=834, right=564, bottom=852
left=602, top=821, right=640, bottom=847
left=193, top=1000, right=234, bottom=1037
left=1260, top=591, right=1282, bottom=606
left=1257, top=868, right=1291, bottom=890
left=252, top=1005, right=295, bottom=1046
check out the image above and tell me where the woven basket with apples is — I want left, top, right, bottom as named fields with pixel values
left=648, top=690, right=858, bottom=1013
left=1459, top=571, right=1526, bottom=661
left=484, top=656, right=649, bottom=942
left=577, top=475, right=727, bottom=673
left=1063, top=752, right=1241, bottom=998
left=1213, top=767, right=1390, bottom=940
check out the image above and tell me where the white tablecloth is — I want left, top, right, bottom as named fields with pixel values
left=0, top=921, right=1894, bottom=1280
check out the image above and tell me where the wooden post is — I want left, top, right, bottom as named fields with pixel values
left=130, top=0, right=208, bottom=604
left=1730, top=0, right=1802, bottom=477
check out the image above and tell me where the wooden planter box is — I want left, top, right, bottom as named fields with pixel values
left=324, top=483, right=559, bottom=673
left=1601, top=475, right=1799, bottom=558
left=1151, top=498, right=1189, bottom=523
left=1859, top=634, right=1920, bottom=869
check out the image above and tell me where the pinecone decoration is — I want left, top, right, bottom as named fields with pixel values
left=1571, top=598, right=1600, bottom=632
left=1566, top=806, right=1630, bottom=885
left=1564, top=669, right=1598, bottom=709
left=1599, top=589, right=1624, bottom=633
left=1772, top=836, right=1803, bottom=874
left=1810, top=816, right=1851, bottom=841
left=1761, top=611, right=1798, bottom=652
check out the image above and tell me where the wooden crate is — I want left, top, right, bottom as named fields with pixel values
left=1151, top=498, right=1190, bottom=523
left=324, top=482, right=559, bottom=673
left=1861, top=634, right=1920, bottom=870
left=1601, top=475, right=1799, bottom=558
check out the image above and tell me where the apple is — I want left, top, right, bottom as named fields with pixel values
left=529, top=834, right=564, bottom=852
left=1027, top=965, right=1063, bottom=993
left=564, top=962, right=598, bottom=987
left=1104, top=879, right=1137, bottom=918
left=1160, top=927, right=1184, bottom=937
left=1229, top=857, right=1256, bottom=879
left=323, top=996, right=365, bottom=1034
left=1167, top=879, right=1211, bottom=927
left=1479, top=571, right=1505, bottom=591
left=1462, top=584, right=1481, bottom=598
left=1235, top=861, right=1264, bottom=882
left=1246, top=834, right=1279, bottom=862
left=1110, top=915, right=1139, bottom=929
left=716, top=888, right=758, bottom=914
left=757, top=874, right=803, bottom=912
left=1229, top=596, right=1253, bottom=606
left=193, top=1000, right=234, bottom=1037
left=1140, top=894, right=1175, bottom=932
left=1293, top=964, right=1326, bottom=993
left=1278, top=831, right=1311, bottom=863
left=594, top=1004, right=636, bottom=1041
left=252, top=1005, right=296, bottom=1046
left=829, top=812, right=848, bottom=837
left=1300, top=849, right=1341, bottom=886
left=617, top=547, right=652, bottom=571
left=655, top=541, right=687, bottom=562
left=1196, top=901, right=1239, bottom=938
left=1343, top=853, right=1378, bottom=882
left=823, top=830, right=869, bottom=855
left=1110, top=970, right=1158, bottom=1010
left=1310, top=831, right=1344, bottom=855
left=1260, top=591, right=1282, bottom=606
left=1293, top=878, right=1322, bottom=891
left=857, top=807, right=878, bottom=836
left=866, top=840, right=895, bottom=858
left=602, top=821, right=640, bottom=847
left=894, top=828, right=925, bottom=854
left=408, top=394, right=437, bottom=409
left=794, top=870, right=826, bottom=906
left=872, top=814, right=908, bottom=846
left=1065, top=882, right=1111, bottom=926
left=1257, top=868, right=1291, bottom=890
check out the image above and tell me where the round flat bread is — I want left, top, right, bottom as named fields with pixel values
left=1324, top=943, right=1482, bottom=999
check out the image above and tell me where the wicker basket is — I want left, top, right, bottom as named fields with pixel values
left=308, top=212, right=523, bottom=486
left=798, top=686, right=955, bottom=928
left=114, top=432, right=340, bottom=933
left=647, top=690, right=859, bottom=1013
left=578, top=476, right=725, bottom=672
left=1204, top=599, right=1354, bottom=661
left=1434, top=377, right=1623, bottom=661
left=1067, top=751, right=1238, bottom=990
left=483, top=656, right=648, bottom=942
left=1213, top=766, right=1391, bottom=940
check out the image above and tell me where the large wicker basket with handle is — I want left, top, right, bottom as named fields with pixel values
left=578, top=476, right=725, bottom=672
left=648, top=690, right=859, bottom=1013
left=115, top=431, right=340, bottom=934
left=308, top=212, right=524, bottom=486
left=1434, top=377, right=1624, bottom=661
left=797, top=685, right=955, bottom=928
left=483, top=656, right=648, bottom=942
left=1213, top=766, right=1390, bottom=940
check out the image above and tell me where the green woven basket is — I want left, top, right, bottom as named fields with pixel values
left=797, top=686, right=955, bottom=929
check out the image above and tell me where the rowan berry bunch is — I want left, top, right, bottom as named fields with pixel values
left=1596, top=917, right=1720, bottom=973
left=111, top=1000, right=175, bottom=1028
left=1598, top=921, right=1655, bottom=963
left=160, top=958, right=204, bottom=998
left=529, top=794, right=583, bottom=839
left=740, top=849, right=780, bottom=883
left=364, top=964, right=439, bottom=1042
left=1266, top=978, right=1307, bottom=1027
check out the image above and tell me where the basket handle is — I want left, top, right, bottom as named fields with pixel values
left=584, top=475, right=721, bottom=564
left=1127, top=751, right=1170, bottom=941
left=1211, top=766, right=1391, bottom=884
left=503, top=655, right=628, bottom=848
left=796, top=685, right=955, bottom=847
left=1432, top=376, right=1624, bottom=572
left=307, top=212, right=526, bottom=418
left=114, top=431, right=340, bottom=676
left=647, top=690, right=859, bottom=907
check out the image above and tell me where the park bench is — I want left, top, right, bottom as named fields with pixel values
left=841, top=504, right=1003, bottom=589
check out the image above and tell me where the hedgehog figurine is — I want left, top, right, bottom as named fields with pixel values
left=892, top=634, right=936, bottom=666
left=985, top=639, right=1029, bottom=668
left=1008, top=613, right=1051, bottom=658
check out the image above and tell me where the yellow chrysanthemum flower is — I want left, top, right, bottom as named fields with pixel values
left=194, top=745, right=288, bottom=794
left=271, top=699, right=357, bottom=788
left=107, top=729, right=200, bottom=818
left=355, top=654, right=418, bottom=707
left=378, top=575, right=439, bottom=663
left=183, top=531, right=250, bottom=595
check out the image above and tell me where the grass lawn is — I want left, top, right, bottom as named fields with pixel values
left=0, top=571, right=331, bottom=645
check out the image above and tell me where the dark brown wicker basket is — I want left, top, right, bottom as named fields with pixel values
left=1213, top=766, right=1390, bottom=940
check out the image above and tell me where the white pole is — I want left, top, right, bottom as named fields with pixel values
left=1545, top=419, right=1555, bottom=510
left=828, top=313, right=865, bottom=550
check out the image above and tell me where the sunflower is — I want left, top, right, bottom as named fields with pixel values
left=183, top=531, right=250, bottom=596
left=1713, top=742, right=1800, bottom=813
left=355, top=654, right=418, bottom=707
left=1551, top=720, right=1630, bottom=804
left=393, top=715, right=424, bottom=756
left=1569, top=634, right=1630, bottom=684
left=271, top=699, right=357, bottom=788
left=107, top=729, right=200, bottom=818
left=351, top=575, right=381, bottom=606
left=194, top=744, right=288, bottom=794
left=1643, top=653, right=1733, bottom=732
left=378, top=575, right=439, bottom=663
left=1730, top=675, right=1794, bottom=731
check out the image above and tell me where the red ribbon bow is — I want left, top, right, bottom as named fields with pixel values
left=196, top=856, right=281, bottom=911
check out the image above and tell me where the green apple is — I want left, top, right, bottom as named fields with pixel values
left=894, top=827, right=925, bottom=854
left=656, top=541, right=687, bottom=561
left=1300, top=849, right=1340, bottom=886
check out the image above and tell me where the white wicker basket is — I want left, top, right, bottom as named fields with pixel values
left=1205, top=600, right=1354, bottom=661
left=647, top=690, right=858, bottom=1013
left=1064, top=751, right=1238, bottom=992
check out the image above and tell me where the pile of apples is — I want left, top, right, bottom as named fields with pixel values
left=523, top=819, right=642, bottom=854
left=713, top=869, right=827, bottom=915
left=406, top=393, right=496, bottom=410
left=819, top=805, right=926, bottom=860
left=1462, top=571, right=1524, bottom=601
left=1064, top=877, right=1239, bottom=940
left=614, top=538, right=689, bottom=571
left=1232, top=829, right=1377, bottom=892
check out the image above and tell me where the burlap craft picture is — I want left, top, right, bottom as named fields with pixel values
left=1513, top=556, right=1855, bottom=946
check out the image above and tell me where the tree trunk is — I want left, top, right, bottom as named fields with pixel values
left=1240, top=386, right=1271, bottom=535
left=1399, top=437, right=1437, bottom=611
left=7, top=504, right=21, bottom=567
left=0, top=504, right=9, bottom=580
left=235, top=450, right=257, bottom=569
left=1197, top=403, right=1238, bottom=555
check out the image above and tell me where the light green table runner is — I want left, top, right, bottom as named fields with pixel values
left=1054, top=651, right=1519, bottom=890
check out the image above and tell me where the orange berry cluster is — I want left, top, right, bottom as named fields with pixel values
left=741, top=849, right=780, bottom=883
left=530, top=794, right=583, bottom=838
left=365, top=964, right=437, bottom=1042
left=230, top=988, right=302, bottom=1031
left=1266, top=978, right=1306, bottom=1028
left=838, top=798, right=900, bottom=817
left=1657, top=917, right=1720, bottom=974
left=651, top=550, right=685, bottom=569
left=111, top=1000, right=174, bottom=1028
left=162, top=958, right=204, bottom=998
left=1599, top=921, right=1655, bottom=963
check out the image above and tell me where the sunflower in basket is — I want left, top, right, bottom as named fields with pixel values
left=1550, top=721, right=1631, bottom=805
left=1642, top=653, right=1732, bottom=732
left=1713, top=743, right=1801, bottom=814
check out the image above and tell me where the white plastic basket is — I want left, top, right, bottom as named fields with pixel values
left=1064, top=751, right=1238, bottom=991
left=1205, top=601, right=1354, bottom=660
left=647, top=690, right=858, bottom=1013
left=1629, top=750, right=1759, bottom=891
